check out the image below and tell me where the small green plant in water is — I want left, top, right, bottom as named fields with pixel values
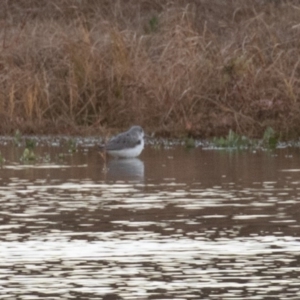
left=184, top=137, right=196, bottom=149
left=212, top=128, right=279, bottom=150
left=20, top=148, right=36, bottom=162
left=42, top=153, right=51, bottom=163
left=68, top=138, right=77, bottom=153
left=14, top=129, right=22, bottom=146
left=20, top=139, right=36, bottom=162
left=213, top=130, right=252, bottom=149
left=262, top=127, right=278, bottom=149
left=25, top=139, right=36, bottom=150
left=58, top=153, right=65, bottom=159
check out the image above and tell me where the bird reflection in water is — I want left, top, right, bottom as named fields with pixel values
left=105, top=158, right=144, bottom=181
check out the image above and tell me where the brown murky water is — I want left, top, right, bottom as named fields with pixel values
left=1, top=137, right=300, bottom=299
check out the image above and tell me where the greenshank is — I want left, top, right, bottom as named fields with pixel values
left=100, top=126, right=145, bottom=158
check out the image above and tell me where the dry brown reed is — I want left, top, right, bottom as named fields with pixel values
left=0, top=0, right=300, bottom=138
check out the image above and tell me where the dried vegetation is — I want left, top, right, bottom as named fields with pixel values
left=0, top=0, right=300, bottom=138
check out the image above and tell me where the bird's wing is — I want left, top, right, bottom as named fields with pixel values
left=105, top=133, right=141, bottom=150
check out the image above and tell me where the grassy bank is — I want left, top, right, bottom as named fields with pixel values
left=0, top=0, right=300, bottom=138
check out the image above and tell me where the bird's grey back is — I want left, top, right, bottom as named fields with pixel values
left=105, top=126, right=143, bottom=151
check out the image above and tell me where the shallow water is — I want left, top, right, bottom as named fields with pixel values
left=1, top=138, right=300, bottom=299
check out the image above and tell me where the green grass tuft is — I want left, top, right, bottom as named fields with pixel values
left=212, top=127, right=279, bottom=150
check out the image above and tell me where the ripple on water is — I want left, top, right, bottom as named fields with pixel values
left=1, top=145, right=300, bottom=299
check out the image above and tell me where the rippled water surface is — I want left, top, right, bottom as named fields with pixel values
left=1, top=137, right=300, bottom=300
